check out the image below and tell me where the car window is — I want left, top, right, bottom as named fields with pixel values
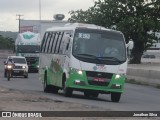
left=12, top=58, right=26, bottom=64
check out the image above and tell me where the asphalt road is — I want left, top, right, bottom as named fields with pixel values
left=0, top=58, right=160, bottom=111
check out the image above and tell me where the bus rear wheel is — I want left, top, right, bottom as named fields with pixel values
left=111, top=92, right=121, bottom=102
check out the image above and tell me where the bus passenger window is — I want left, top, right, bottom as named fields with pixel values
left=41, top=32, right=48, bottom=52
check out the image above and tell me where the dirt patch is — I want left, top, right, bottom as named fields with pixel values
left=0, top=86, right=104, bottom=111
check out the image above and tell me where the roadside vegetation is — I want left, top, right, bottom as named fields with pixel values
left=0, top=35, right=14, bottom=50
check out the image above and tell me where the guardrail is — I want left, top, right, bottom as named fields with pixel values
left=127, top=60, right=160, bottom=87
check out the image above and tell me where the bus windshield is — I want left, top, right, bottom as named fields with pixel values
left=17, top=45, right=40, bottom=53
left=72, top=29, right=126, bottom=65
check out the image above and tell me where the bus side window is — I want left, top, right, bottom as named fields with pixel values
left=41, top=32, right=48, bottom=53
left=59, top=34, right=65, bottom=54
left=44, top=32, right=52, bottom=53
left=50, top=32, right=56, bottom=53
left=55, top=32, right=64, bottom=54
left=57, top=32, right=64, bottom=54
left=64, top=36, right=71, bottom=56
left=51, top=32, right=59, bottom=54
left=60, top=31, right=72, bottom=55
left=47, top=32, right=53, bottom=53
left=53, top=32, right=61, bottom=54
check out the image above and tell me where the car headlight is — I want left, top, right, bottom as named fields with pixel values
left=70, top=68, right=83, bottom=75
left=37, top=65, right=39, bottom=68
left=22, top=66, right=26, bottom=69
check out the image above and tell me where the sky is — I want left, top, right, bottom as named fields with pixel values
left=0, top=0, right=94, bottom=32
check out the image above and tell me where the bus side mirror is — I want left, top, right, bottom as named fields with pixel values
left=127, top=40, right=134, bottom=50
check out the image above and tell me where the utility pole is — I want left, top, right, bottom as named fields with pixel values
left=16, top=14, right=23, bottom=33
left=39, top=0, right=41, bottom=20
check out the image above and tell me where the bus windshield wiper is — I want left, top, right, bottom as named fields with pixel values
left=76, top=53, right=96, bottom=57
left=75, top=54, right=102, bottom=63
left=96, top=56, right=123, bottom=63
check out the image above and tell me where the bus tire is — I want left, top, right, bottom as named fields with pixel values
left=91, top=92, right=99, bottom=98
left=62, top=74, right=72, bottom=97
left=44, top=73, right=50, bottom=93
left=52, top=86, right=59, bottom=94
left=111, top=92, right=121, bottom=102
left=84, top=92, right=91, bottom=98
left=63, top=87, right=73, bottom=97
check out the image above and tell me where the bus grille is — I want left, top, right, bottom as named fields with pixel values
left=25, top=57, right=38, bottom=65
left=86, top=71, right=113, bottom=86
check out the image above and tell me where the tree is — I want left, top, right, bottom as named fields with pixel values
left=0, top=35, right=14, bottom=50
left=69, top=0, right=160, bottom=64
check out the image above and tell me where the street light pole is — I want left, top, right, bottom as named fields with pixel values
left=39, top=0, right=41, bottom=20
left=16, top=14, right=23, bottom=33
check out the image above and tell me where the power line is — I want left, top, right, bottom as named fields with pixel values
left=16, top=14, right=24, bottom=33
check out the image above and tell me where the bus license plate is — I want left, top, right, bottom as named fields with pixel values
left=93, top=77, right=105, bottom=82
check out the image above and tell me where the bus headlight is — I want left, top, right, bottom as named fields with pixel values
left=115, top=74, right=121, bottom=79
left=71, top=68, right=83, bottom=75
left=77, top=70, right=83, bottom=75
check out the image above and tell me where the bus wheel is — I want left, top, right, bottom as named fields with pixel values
left=84, top=92, right=91, bottom=98
left=63, top=85, right=73, bottom=97
left=62, top=75, right=72, bottom=97
left=52, top=86, right=59, bottom=94
left=111, top=92, right=121, bottom=102
left=44, top=73, right=50, bottom=93
left=91, top=92, right=99, bottom=98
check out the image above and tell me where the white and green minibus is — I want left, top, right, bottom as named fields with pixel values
left=39, top=23, right=133, bottom=102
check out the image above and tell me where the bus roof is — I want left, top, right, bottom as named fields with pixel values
left=46, top=23, right=121, bottom=33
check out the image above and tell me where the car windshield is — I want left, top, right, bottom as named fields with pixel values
left=12, top=58, right=26, bottom=64
left=72, top=29, right=126, bottom=65
left=17, top=45, right=40, bottom=53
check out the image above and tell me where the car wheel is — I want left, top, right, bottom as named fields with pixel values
left=24, top=74, right=28, bottom=78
